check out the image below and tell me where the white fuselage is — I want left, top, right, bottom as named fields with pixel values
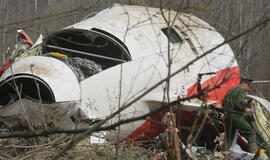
left=0, top=4, right=239, bottom=142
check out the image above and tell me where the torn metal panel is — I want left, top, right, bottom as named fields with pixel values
left=0, top=98, right=79, bottom=130
left=247, top=95, right=270, bottom=144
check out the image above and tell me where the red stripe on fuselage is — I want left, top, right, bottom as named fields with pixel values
left=125, top=67, right=240, bottom=142
left=187, top=66, right=240, bottom=106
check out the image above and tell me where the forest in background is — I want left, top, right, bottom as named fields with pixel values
left=0, top=0, right=269, bottom=99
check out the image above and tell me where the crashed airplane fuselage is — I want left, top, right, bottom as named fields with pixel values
left=0, top=4, right=241, bottom=144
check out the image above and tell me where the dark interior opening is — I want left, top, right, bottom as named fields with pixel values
left=0, top=75, right=55, bottom=106
left=161, top=27, right=183, bottom=44
left=43, top=28, right=131, bottom=70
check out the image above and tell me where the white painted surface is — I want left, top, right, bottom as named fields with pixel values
left=0, top=5, right=239, bottom=142
left=1, top=56, right=80, bottom=102
left=77, top=5, right=237, bottom=140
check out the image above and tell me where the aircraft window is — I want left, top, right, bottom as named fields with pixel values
left=174, top=25, right=199, bottom=55
left=161, top=27, right=183, bottom=44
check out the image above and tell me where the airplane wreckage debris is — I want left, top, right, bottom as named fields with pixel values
left=0, top=4, right=270, bottom=159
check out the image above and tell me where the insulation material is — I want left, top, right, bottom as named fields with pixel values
left=68, top=57, right=102, bottom=80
